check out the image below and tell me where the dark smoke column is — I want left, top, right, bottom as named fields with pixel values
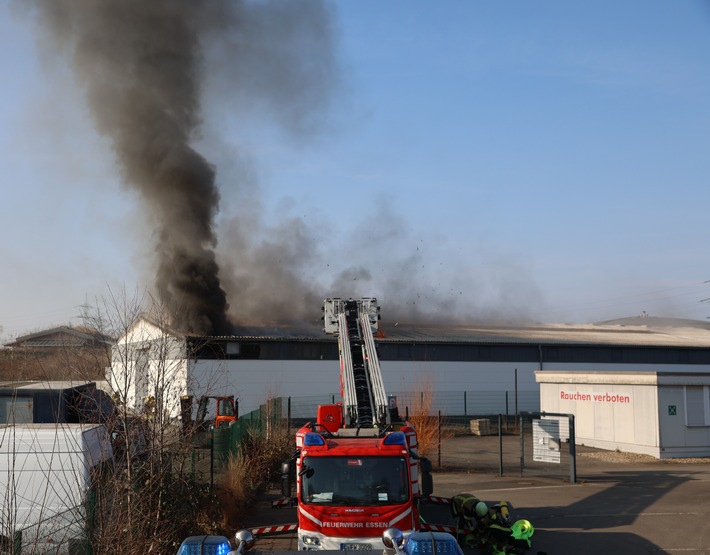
left=38, top=1, right=230, bottom=334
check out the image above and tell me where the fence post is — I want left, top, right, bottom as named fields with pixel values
left=498, top=414, right=503, bottom=477
left=569, top=414, right=577, bottom=484
left=464, top=391, right=467, bottom=419
left=514, top=368, right=518, bottom=422
left=210, top=429, right=215, bottom=490
left=437, top=411, right=442, bottom=469
left=287, top=396, right=292, bottom=432
left=519, top=413, right=524, bottom=477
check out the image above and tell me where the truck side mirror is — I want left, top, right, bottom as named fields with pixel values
left=281, top=460, right=292, bottom=497
left=419, top=457, right=433, bottom=497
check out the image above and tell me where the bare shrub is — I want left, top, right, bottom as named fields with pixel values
left=217, top=415, right=293, bottom=530
left=222, top=418, right=293, bottom=499
left=399, top=376, right=455, bottom=459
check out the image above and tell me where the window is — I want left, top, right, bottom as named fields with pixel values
left=0, top=396, right=33, bottom=424
left=684, top=386, right=710, bottom=426
left=301, top=456, right=409, bottom=505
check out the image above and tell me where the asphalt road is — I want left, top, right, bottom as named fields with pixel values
left=244, top=433, right=710, bottom=554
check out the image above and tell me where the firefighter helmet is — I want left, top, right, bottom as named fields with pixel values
left=475, top=501, right=489, bottom=518
left=510, top=519, right=534, bottom=540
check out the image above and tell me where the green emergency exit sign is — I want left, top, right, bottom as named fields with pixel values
left=668, top=405, right=677, bottom=416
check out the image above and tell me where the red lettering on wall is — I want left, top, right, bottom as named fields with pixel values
left=560, top=391, right=630, bottom=403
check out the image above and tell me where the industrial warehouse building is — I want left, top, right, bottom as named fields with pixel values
left=108, top=314, right=710, bottom=426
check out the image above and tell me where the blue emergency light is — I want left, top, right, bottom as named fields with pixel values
left=403, top=532, right=464, bottom=555
left=303, top=432, right=326, bottom=446
left=176, top=535, right=231, bottom=555
left=383, top=431, right=406, bottom=446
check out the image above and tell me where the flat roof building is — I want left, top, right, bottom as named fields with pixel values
left=537, top=370, right=710, bottom=459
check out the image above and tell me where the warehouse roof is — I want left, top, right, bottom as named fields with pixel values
left=205, top=315, right=710, bottom=349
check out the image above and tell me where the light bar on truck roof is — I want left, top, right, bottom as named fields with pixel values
left=176, top=535, right=231, bottom=555
left=403, top=531, right=464, bottom=555
left=303, top=432, right=327, bottom=446
left=383, top=431, right=407, bottom=446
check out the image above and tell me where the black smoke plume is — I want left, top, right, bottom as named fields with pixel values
left=30, top=0, right=339, bottom=335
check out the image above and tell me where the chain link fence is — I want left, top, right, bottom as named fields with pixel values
left=184, top=391, right=540, bottom=482
left=273, top=390, right=539, bottom=428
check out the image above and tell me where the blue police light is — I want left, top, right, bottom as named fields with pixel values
left=383, top=431, right=406, bottom=446
left=403, top=532, right=464, bottom=555
left=303, top=432, right=326, bottom=446
left=176, top=535, right=231, bottom=555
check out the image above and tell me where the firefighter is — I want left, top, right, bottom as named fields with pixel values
left=480, top=510, right=534, bottom=555
left=452, top=494, right=534, bottom=554
left=450, top=493, right=488, bottom=547
left=483, top=518, right=535, bottom=555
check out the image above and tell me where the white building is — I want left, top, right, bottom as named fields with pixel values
left=537, top=370, right=710, bottom=459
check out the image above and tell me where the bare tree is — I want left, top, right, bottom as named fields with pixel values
left=85, top=288, right=223, bottom=555
left=0, top=288, right=223, bottom=554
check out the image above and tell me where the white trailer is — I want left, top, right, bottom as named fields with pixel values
left=0, top=423, right=113, bottom=547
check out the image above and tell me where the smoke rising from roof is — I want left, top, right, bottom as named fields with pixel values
left=31, top=0, right=339, bottom=335
left=216, top=199, right=543, bottom=331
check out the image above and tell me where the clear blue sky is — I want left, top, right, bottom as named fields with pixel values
left=1, top=1, right=710, bottom=340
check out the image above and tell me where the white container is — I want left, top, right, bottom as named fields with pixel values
left=0, top=423, right=113, bottom=530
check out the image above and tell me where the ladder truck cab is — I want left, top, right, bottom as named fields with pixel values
left=281, top=298, right=434, bottom=551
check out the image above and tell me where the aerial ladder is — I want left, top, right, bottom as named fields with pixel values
left=322, top=297, right=389, bottom=429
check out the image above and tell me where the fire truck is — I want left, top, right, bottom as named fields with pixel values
left=278, top=298, right=434, bottom=551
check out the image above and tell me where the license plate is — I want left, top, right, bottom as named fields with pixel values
left=341, top=543, right=372, bottom=550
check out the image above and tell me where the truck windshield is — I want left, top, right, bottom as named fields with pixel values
left=301, top=456, right=409, bottom=505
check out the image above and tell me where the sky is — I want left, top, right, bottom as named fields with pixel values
left=1, top=1, right=710, bottom=340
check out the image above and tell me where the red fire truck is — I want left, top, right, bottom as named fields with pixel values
left=278, top=298, right=434, bottom=550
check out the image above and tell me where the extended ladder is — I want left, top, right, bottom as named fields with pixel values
left=323, top=298, right=389, bottom=428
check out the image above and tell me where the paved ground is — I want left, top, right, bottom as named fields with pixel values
left=244, top=433, right=710, bottom=554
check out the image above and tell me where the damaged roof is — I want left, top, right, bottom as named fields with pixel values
left=199, top=316, right=710, bottom=348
